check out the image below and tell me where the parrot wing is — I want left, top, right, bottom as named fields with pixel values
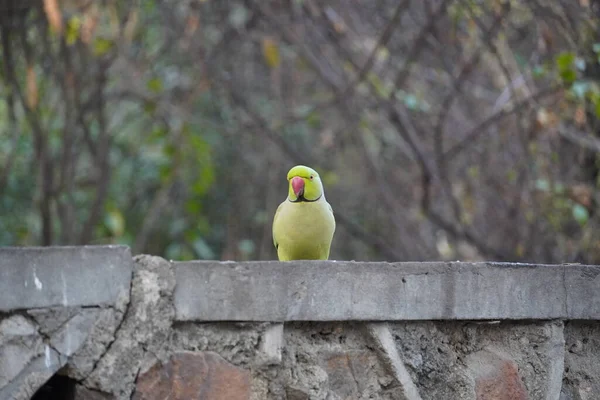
left=272, top=202, right=284, bottom=250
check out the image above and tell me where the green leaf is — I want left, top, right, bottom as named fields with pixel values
left=93, top=37, right=114, bottom=56
left=403, top=94, right=418, bottom=110
left=572, top=204, right=589, bottom=226
left=253, top=210, right=269, bottom=225
left=143, top=101, right=157, bottom=115
left=192, top=238, right=215, bottom=259
left=294, top=104, right=313, bottom=117
left=228, top=4, right=249, bottom=29
left=322, top=171, right=339, bottom=186
left=185, top=199, right=202, bottom=215
left=367, top=73, right=391, bottom=98
left=104, top=210, right=125, bottom=237
left=238, top=239, right=255, bottom=255
left=560, top=69, right=577, bottom=84
left=147, top=77, right=163, bottom=93
left=506, top=169, right=517, bottom=183
left=165, top=243, right=184, bottom=260
left=556, top=52, right=575, bottom=70
left=149, top=126, right=168, bottom=143
left=468, top=166, right=479, bottom=179
left=532, top=65, right=546, bottom=78
left=593, top=43, right=600, bottom=53
left=262, top=38, right=281, bottom=69
left=306, top=111, right=321, bottom=128
left=556, top=52, right=577, bottom=83
left=66, top=17, right=81, bottom=45
left=535, top=179, right=550, bottom=191
left=571, top=81, right=589, bottom=98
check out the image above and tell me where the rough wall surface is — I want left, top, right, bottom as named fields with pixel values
left=0, top=246, right=598, bottom=400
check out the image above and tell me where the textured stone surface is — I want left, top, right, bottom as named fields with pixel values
left=0, top=310, right=108, bottom=400
left=467, top=350, right=528, bottom=400
left=565, top=265, right=600, bottom=319
left=170, top=322, right=263, bottom=367
left=0, top=315, right=42, bottom=388
left=63, top=308, right=125, bottom=381
left=132, top=351, right=251, bottom=400
left=174, top=260, right=600, bottom=321
left=323, top=350, right=380, bottom=399
left=387, top=321, right=565, bottom=400
left=257, top=323, right=284, bottom=366
left=0, top=245, right=132, bottom=311
left=49, top=309, right=102, bottom=357
left=2, top=251, right=600, bottom=400
left=365, top=322, right=422, bottom=400
left=83, top=255, right=176, bottom=398
left=562, top=322, right=600, bottom=400
left=279, top=322, right=394, bottom=400
left=27, top=307, right=81, bottom=336
left=0, top=345, right=63, bottom=400
left=73, top=385, right=115, bottom=399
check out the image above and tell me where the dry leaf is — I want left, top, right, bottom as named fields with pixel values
left=26, top=66, right=38, bottom=109
left=43, top=0, right=63, bottom=33
left=569, top=184, right=593, bottom=208
left=109, top=4, right=120, bottom=36
left=185, top=15, right=200, bottom=36
left=535, top=108, right=559, bottom=130
left=325, top=8, right=346, bottom=34
left=262, top=37, right=281, bottom=69
left=124, top=9, right=138, bottom=43
left=81, top=4, right=99, bottom=44
left=574, top=106, right=586, bottom=127
left=516, top=243, right=525, bottom=258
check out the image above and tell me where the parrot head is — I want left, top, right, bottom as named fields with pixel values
left=286, top=165, right=324, bottom=202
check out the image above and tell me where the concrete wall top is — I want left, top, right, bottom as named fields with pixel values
left=174, top=260, right=600, bottom=321
left=1, top=246, right=598, bottom=321
left=0, top=246, right=132, bottom=311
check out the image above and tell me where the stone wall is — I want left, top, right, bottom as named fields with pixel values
left=0, top=246, right=598, bottom=400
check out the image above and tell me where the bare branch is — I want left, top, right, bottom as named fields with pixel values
left=2, top=15, right=55, bottom=245
left=557, top=124, right=600, bottom=153
left=444, top=86, right=562, bottom=160
left=392, top=0, right=452, bottom=92
left=79, top=64, right=111, bottom=245
left=340, top=0, right=411, bottom=97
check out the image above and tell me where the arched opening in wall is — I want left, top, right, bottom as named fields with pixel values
left=31, top=372, right=76, bottom=400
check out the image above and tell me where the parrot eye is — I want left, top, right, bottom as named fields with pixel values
left=310, top=175, right=314, bottom=180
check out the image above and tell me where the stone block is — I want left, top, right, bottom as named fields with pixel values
left=0, top=246, right=132, bottom=311
left=132, top=351, right=251, bottom=400
left=467, top=349, right=528, bottom=400
left=174, top=261, right=589, bottom=321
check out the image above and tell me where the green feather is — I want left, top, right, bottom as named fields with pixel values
left=272, top=165, right=336, bottom=261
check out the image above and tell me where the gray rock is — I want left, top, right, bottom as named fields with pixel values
left=27, top=307, right=81, bottom=336
left=0, top=345, right=63, bottom=400
left=562, top=322, right=600, bottom=400
left=63, top=308, right=123, bottom=381
left=0, top=315, right=43, bottom=389
left=83, top=255, right=175, bottom=399
left=49, top=309, right=102, bottom=358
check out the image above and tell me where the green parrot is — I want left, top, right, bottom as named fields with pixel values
left=272, top=165, right=336, bottom=261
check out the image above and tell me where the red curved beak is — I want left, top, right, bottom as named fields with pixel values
left=291, top=176, right=305, bottom=197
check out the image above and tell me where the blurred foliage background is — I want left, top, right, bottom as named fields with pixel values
left=0, top=0, right=599, bottom=263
